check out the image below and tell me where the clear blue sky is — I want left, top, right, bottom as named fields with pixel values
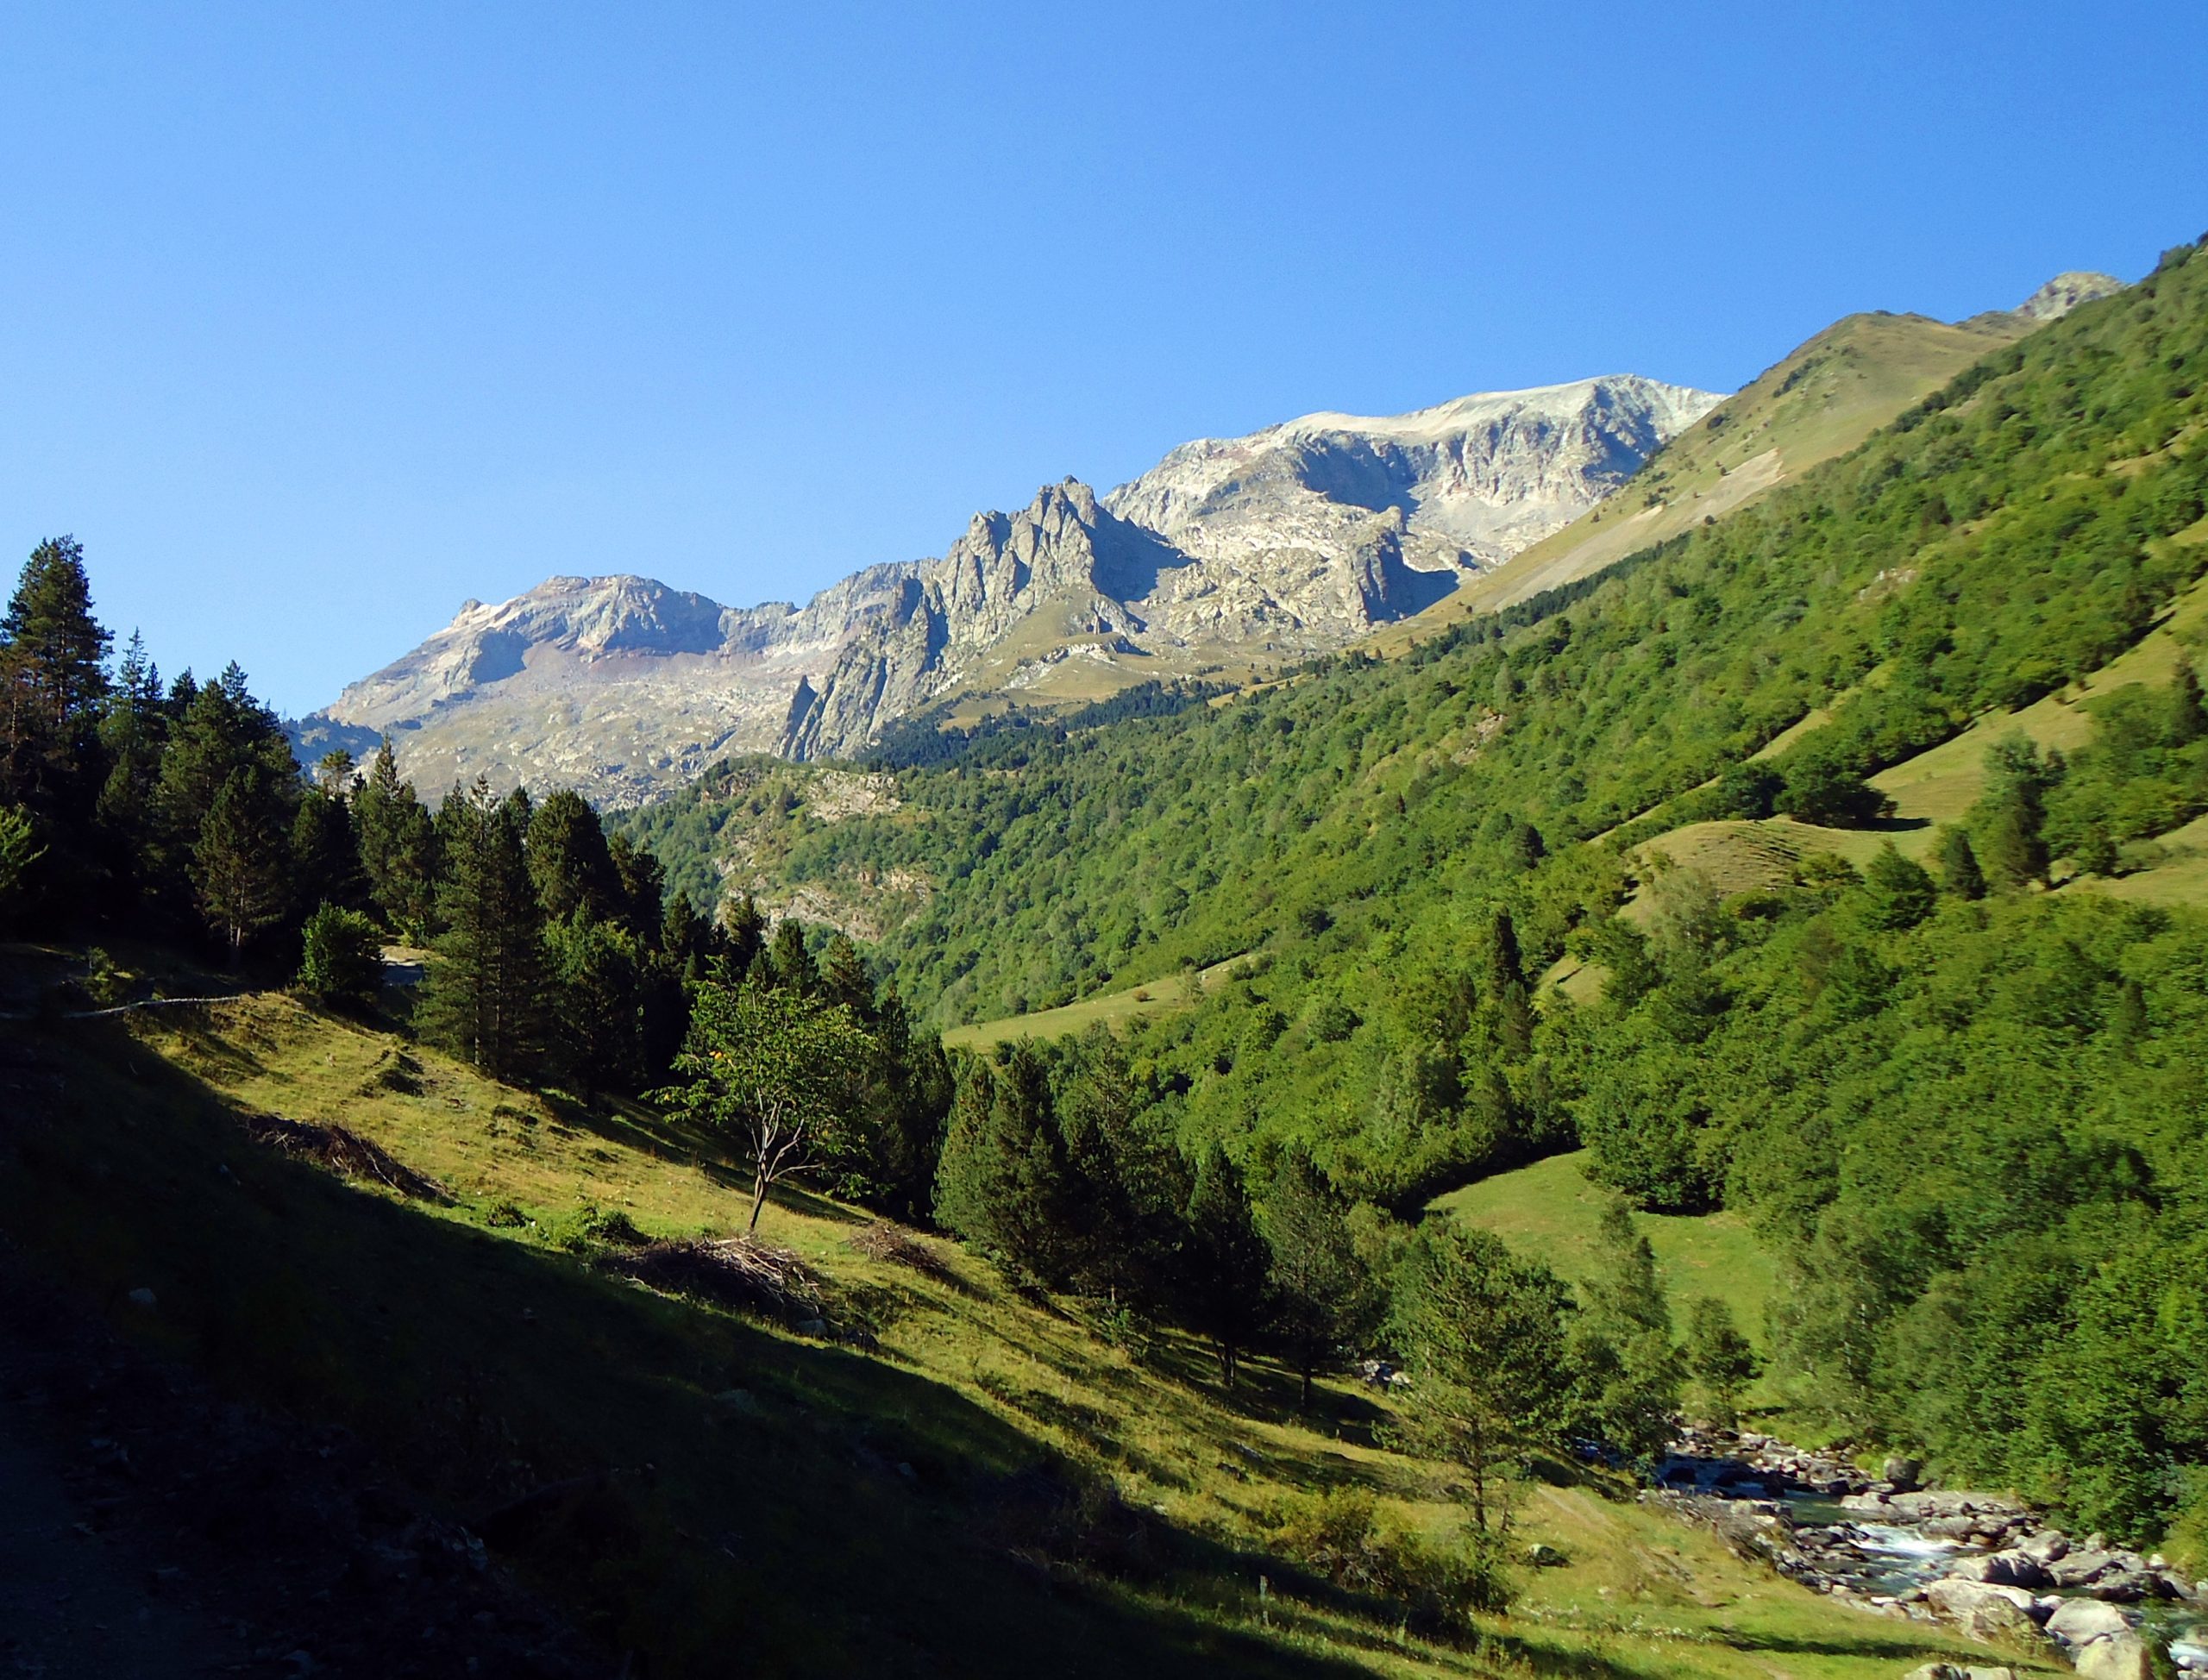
left=3, top=3, right=2204, bottom=715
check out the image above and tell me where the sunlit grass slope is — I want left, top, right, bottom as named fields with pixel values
left=0, top=981, right=2036, bottom=1680
left=1369, top=310, right=2041, bottom=654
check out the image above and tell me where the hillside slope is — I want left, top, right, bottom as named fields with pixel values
left=1365, top=274, right=2123, bottom=650
left=0, top=978, right=2013, bottom=1680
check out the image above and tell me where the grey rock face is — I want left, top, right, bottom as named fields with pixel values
left=312, top=378, right=1714, bottom=799
left=2013, top=272, right=2125, bottom=322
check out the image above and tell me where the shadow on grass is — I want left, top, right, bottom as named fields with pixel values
left=1, top=1013, right=1382, bottom=1680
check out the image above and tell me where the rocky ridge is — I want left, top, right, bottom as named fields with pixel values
left=308, top=377, right=1718, bottom=799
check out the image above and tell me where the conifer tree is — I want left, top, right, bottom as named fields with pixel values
left=1936, top=824, right=1987, bottom=900
left=291, top=784, right=367, bottom=911
left=933, top=1044, right=1080, bottom=1288
left=820, top=934, right=875, bottom=1022
left=2169, top=661, right=2208, bottom=745
left=94, top=630, right=167, bottom=895
left=1862, top=843, right=1936, bottom=930
left=1263, top=1148, right=1382, bottom=1409
left=1179, top=1143, right=1271, bottom=1389
left=1971, top=737, right=2055, bottom=890
left=417, top=778, right=551, bottom=1082
left=547, top=910, right=643, bottom=1100
left=720, top=893, right=767, bottom=981
left=1389, top=1222, right=1573, bottom=1537
left=1566, top=1200, right=1681, bottom=1461
left=193, top=768, right=293, bottom=960
left=1682, top=1295, right=1760, bottom=1431
left=354, top=740, right=438, bottom=935
left=528, top=789, right=619, bottom=924
left=768, top=918, right=818, bottom=994
left=0, top=536, right=111, bottom=822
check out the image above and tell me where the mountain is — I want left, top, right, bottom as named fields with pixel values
left=308, top=376, right=1716, bottom=799
left=1363, top=272, right=2126, bottom=649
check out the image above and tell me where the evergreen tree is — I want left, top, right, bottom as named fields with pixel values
left=291, top=785, right=367, bottom=911
left=1565, top=1199, right=1681, bottom=1462
left=2168, top=661, right=2208, bottom=745
left=1179, top=1143, right=1270, bottom=1389
left=155, top=663, right=296, bottom=901
left=1262, top=1149, right=1383, bottom=1409
left=417, top=778, right=552, bottom=1082
left=192, top=768, right=293, bottom=960
left=94, top=630, right=167, bottom=898
left=1682, top=1295, right=1760, bottom=1431
left=547, top=910, right=644, bottom=1100
left=933, top=1044, right=1081, bottom=1288
left=1778, top=751, right=1891, bottom=829
left=1936, top=825, right=1987, bottom=900
left=1971, top=737, right=2055, bottom=890
left=354, top=740, right=438, bottom=935
left=528, top=789, right=619, bottom=925
left=854, top=984, right=953, bottom=1224
left=0, top=536, right=111, bottom=824
left=1389, top=1222, right=1574, bottom=1537
left=0, top=802, right=46, bottom=928
left=720, top=893, right=767, bottom=981
left=1861, top=843, right=1936, bottom=931
left=768, top=918, right=818, bottom=994
left=820, top=933, right=875, bottom=1021
left=607, top=831, right=667, bottom=941
left=2073, top=824, right=2122, bottom=878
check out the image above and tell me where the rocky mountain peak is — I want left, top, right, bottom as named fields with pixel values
left=2015, top=272, right=2126, bottom=322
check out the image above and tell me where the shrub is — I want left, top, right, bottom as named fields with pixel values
left=296, top=903, right=383, bottom=1010
left=1265, top=1485, right=1515, bottom=1628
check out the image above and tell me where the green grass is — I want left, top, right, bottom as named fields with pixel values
left=942, top=955, right=1246, bottom=1050
left=1433, top=1153, right=1780, bottom=1364
left=0, top=969, right=2044, bottom=1680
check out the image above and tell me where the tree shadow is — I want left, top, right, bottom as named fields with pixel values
left=3, top=1014, right=1382, bottom=1680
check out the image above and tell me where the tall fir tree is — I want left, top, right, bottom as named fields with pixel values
left=0, top=536, right=112, bottom=856
left=354, top=740, right=438, bottom=935
left=417, top=778, right=552, bottom=1082
left=1262, top=1149, right=1383, bottom=1409
left=1178, top=1143, right=1271, bottom=1389
left=528, top=789, right=620, bottom=925
left=192, top=768, right=294, bottom=960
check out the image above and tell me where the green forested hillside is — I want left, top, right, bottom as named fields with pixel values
left=621, top=238, right=2208, bottom=1546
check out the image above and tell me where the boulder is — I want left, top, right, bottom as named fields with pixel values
left=2018, top=1531, right=2072, bottom=1566
left=1903, top=1666, right=1966, bottom=1680
left=1926, top=1577, right=2048, bottom=1640
left=2045, top=1598, right=2135, bottom=1645
left=2086, top=1572, right=2164, bottom=1604
left=1948, top=1551, right=2051, bottom=1590
left=2075, top=1634, right=2161, bottom=1680
left=2053, top=1551, right=2125, bottom=1589
left=1884, top=1456, right=1926, bottom=1492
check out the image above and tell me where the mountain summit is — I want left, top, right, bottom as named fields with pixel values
left=310, top=375, right=1716, bottom=799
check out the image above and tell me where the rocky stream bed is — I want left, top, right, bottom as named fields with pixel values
left=1654, top=1427, right=2207, bottom=1679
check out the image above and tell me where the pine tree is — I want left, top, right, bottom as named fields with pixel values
left=1971, top=737, right=2055, bottom=890
left=354, top=740, right=437, bottom=935
left=417, top=779, right=552, bottom=1082
left=192, top=768, right=293, bottom=960
left=1263, top=1149, right=1382, bottom=1409
left=295, top=903, right=384, bottom=1010
left=0, top=536, right=111, bottom=821
left=768, top=918, right=818, bottom=994
left=1936, top=825, right=1986, bottom=900
left=1389, top=1222, right=1573, bottom=1537
left=820, top=934, right=875, bottom=1021
left=528, top=789, right=619, bottom=924
left=156, top=663, right=296, bottom=895
left=547, top=910, right=644, bottom=1100
left=1566, top=1200, right=1681, bottom=1461
left=94, top=630, right=167, bottom=897
left=291, top=785, right=367, bottom=911
left=720, top=893, right=767, bottom=981
left=2169, top=661, right=2208, bottom=745
left=1179, top=1143, right=1271, bottom=1389
left=933, top=1044, right=1081, bottom=1288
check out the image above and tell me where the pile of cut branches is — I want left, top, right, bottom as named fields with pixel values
left=845, top=1219, right=957, bottom=1283
left=605, top=1237, right=825, bottom=1323
left=242, top=1113, right=451, bottom=1202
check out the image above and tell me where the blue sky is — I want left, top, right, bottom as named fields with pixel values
left=3, top=3, right=2204, bottom=715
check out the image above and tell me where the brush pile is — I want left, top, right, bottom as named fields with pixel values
left=605, top=1237, right=825, bottom=1322
left=845, top=1219, right=956, bottom=1282
left=242, top=1113, right=451, bottom=1202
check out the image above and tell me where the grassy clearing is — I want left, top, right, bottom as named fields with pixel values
left=942, top=955, right=1246, bottom=1050
left=0, top=973, right=2041, bottom=1680
left=1432, top=1154, right=1779, bottom=1366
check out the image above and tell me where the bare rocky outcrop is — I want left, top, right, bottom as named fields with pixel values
left=305, top=377, right=1715, bottom=799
